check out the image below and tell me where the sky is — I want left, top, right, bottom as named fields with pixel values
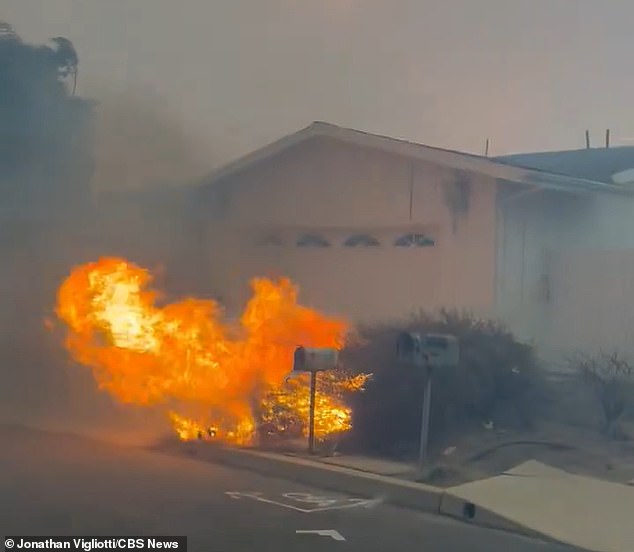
left=4, top=0, right=634, bottom=174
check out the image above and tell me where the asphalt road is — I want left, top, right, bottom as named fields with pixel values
left=0, top=424, right=579, bottom=552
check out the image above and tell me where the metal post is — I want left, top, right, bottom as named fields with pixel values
left=308, top=370, right=317, bottom=454
left=418, top=367, right=432, bottom=472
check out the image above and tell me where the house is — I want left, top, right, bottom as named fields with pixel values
left=191, top=122, right=634, bottom=362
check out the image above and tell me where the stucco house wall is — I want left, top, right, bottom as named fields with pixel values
left=201, top=136, right=497, bottom=322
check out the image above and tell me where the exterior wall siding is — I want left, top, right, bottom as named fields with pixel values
left=495, top=187, right=634, bottom=361
left=547, top=249, right=634, bottom=357
left=541, top=193, right=634, bottom=359
left=495, top=188, right=590, bottom=348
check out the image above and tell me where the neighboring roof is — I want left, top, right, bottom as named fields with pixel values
left=496, top=146, right=634, bottom=185
left=198, top=121, right=632, bottom=195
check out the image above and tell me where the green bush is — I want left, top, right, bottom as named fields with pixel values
left=340, top=309, right=543, bottom=458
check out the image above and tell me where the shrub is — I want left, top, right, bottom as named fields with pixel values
left=340, top=309, right=543, bottom=458
left=567, top=351, right=634, bottom=439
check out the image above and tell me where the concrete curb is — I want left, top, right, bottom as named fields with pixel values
left=157, top=442, right=565, bottom=546
left=438, top=492, right=545, bottom=540
left=167, top=442, right=443, bottom=513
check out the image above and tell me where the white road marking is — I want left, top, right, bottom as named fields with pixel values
left=296, top=529, right=346, bottom=541
left=224, top=491, right=381, bottom=513
left=282, top=492, right=338, bottom=507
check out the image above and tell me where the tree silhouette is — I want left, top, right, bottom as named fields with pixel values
left=50, top=37, right=79, bottom=94
left=0, top=21, right=82, bottom=176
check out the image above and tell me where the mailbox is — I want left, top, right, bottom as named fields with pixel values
left=396, top=332, right=423, bottom=364
left=421, top=333, right=459, bottom=368
left=293, top=346, right=339, bottom=372
left=396, top=332, right=459, bottom=368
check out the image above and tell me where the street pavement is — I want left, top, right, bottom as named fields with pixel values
left=0, top=424, right=579, bottom=552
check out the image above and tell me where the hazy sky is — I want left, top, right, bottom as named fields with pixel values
left=4, top=0, right=634, bottom=170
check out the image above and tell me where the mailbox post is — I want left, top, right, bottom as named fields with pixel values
left=292, top=346, right=339, bottom=454
left=419, top=361, right=432, bottom=467
left=396, top=332, right=459, bottom=472
left=308, top=370, right=317, bottom=454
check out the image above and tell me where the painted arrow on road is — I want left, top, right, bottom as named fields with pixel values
left=296, top=529, right=346, bottom=541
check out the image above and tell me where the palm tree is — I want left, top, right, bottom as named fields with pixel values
left=0, top=21, right=18, bottom=39
left=0, top=21, right=84, bottom=173
left=50, top=36, right=79, bottom=94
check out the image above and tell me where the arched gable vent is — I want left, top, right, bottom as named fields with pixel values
left=297, top=234, right=330, bottom=247
left=394, top=233, right=435, bottom=247
left=343, top=234, right=380, bottom=247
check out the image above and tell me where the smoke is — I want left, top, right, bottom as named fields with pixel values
left=86, top=83, right=210, bottom=192
left=0, top=23, right=79, bottom=424
left=0, top=22, right=213, bottom=442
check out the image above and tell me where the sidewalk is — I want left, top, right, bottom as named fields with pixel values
left=297, top=453, right=416, bottom=477
left=441, top=460, right=634, bottom=552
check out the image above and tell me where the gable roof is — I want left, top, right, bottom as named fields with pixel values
left=495, top=146, right=634, bottom=185
left=199, top=122, right=632, bottom=195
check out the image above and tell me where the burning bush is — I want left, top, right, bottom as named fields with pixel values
left=342, top=309, right=543, bottom=458
left=54, top=257, right=369, bottom=445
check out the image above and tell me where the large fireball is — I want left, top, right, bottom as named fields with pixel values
left=55, top=257, right=368, bottom=445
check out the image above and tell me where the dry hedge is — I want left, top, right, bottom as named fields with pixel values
left=340, top=309, right=544, bottom=458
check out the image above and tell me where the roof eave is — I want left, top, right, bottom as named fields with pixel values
left=200, top=123, right=320, bottom=185
left=518, top=169, right=634, bottom=195
left=196, top=122, right=634, bottom=196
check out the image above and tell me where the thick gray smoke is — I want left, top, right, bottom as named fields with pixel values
left=0, top=22, right=210, bottom=444
left=88, top=85, right=210, bottom=192
left=0, top=23, right=87, bottom=424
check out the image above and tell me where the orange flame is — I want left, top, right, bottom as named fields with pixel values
left=55, top=257, right=368, bottom=444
